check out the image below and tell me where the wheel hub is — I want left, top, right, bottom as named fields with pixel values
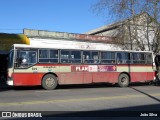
left=121, top=77, right=127, bottom=84
left=46, top=77, right=55, bottom=87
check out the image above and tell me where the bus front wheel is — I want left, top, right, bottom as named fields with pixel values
left=42, top=74, right=58, bottom=90
left=118, top=73, right=130, bottom=87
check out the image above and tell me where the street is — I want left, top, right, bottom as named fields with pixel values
left=0, top=84, right=160, bottom=110
left=0, top=83, right=160, bottom=119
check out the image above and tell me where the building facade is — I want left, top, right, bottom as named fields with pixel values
left=86, top=13, right=160, bottom=54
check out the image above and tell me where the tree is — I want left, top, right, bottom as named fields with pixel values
left=92, top=0, right=160, bottom=54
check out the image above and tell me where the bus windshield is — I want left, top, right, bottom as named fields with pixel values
left=8, top=50, right=14, bottom=68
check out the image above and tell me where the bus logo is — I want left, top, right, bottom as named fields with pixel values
left=72, top=65, right=116, bottom=72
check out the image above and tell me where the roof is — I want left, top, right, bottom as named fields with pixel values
left=23, top=29, right=114, bottom=43
left=85, top=12, right=157, bottom=35
left=85, top=21, right=123, bottom=35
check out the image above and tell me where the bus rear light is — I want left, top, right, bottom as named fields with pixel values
left=155, top=71, right=157, bottom=76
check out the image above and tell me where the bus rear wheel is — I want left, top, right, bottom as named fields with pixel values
left=118, top=73, right=130, bottom=87
left=42, top=74, right=58, bottom=90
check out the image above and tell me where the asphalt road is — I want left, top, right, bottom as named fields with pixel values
left=0, top=83, right=160, bottom=120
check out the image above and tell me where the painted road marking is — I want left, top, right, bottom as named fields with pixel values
left=35, top=90, right=70, bottom=92
left=1, top=93, right=160, bottom=106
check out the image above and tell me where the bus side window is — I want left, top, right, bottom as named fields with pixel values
left=117, top=53, right=122, bottom=64
left=132, top=53, right=145, bottom=64
left=92, top=52, right=99, bottom=64
left=116, top=52, right=130, bottom=64
left=101, top=52, right=115, bottom=64
left=83, top=51, right=91, bottom=64
left=60, top=50, right=70, bottom=63
left=82, top=51, right=99, bottom=64
left=93, top=55, right=98, bottom=63
left=84, top=55, right=90, bottom=63
left=146, top=53, right=152, bottom=64
left=70, top=50, right=81, bottom=64
left=39, top=49, right=49, bottom=63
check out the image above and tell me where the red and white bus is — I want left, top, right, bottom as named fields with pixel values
left=7, top=44, right=155, bottom=90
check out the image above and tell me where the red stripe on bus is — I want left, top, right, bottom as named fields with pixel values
left=13, top=71, right=154, bottom=86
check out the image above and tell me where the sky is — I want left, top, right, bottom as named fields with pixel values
left=0, top=0, right=112, bottom=34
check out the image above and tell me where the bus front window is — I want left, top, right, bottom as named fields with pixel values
left=15, top=50, right=37, bottom=68
left=8, top=51, right=14, bottom=68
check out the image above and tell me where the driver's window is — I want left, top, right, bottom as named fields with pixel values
left=15, top=50, right=37, bottom=68
left=20, top=52, right=28, bottom=64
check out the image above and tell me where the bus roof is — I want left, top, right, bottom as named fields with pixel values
left=12, top=44, right=153, bottom=53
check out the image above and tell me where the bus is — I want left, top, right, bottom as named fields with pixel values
left=7, top=44, right=155, bottom=90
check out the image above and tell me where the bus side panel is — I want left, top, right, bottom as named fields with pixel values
left=92, top=72, right=117, bottom=83
left=147, top=72, right=154, bottom=81
left=83, top=72, right=92, bottom=84
left=13, top=73, right=41, bottom=86
left=57, top=72, right=83, bottom=84
left=130, top=65, right=154, bottom=82
left=130, top=72, right=147, bottom=82
left=130, top=72, right=154, bottom=82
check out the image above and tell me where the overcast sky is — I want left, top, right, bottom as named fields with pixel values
left=0, top=0, right=112, bottom=34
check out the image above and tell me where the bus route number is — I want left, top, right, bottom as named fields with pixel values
left=32, top=67, right=37, bottom=70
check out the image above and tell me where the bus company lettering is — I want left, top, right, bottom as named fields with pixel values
left=72, top=65, right=116, bottom=72
left=75, top=66, right=88, bottom=72
left=74, top=66, right=98, bottom=72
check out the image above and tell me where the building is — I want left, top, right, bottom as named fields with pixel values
left=23, top=29, right=118, bottom=51
left=86, top=12, right=160, bottom=53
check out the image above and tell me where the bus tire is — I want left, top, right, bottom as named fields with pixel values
left=118, top=73, right=130, bottom=87
left=42, top=74, right=58, bottom=90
